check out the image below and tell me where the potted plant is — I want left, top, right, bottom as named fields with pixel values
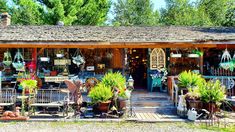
left=116, top=87, right=128, bottom=111
left=101, top=72, right=126, bottom=90
left=199, top=80, right=226, bottom=113
left=101, top=72, right=127, bottom=111
left=88, top=83, right=113, bottom=113
left=184, top=87, right=203, bottom=110
left=178, top=70, right=204, bottom=94
left=19, top=79, right=37, bottom=115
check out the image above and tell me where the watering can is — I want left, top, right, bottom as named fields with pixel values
left=187, top=108, right=202, bottom=121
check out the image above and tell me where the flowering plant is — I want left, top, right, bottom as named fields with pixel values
left=150, top=68, right=168, bottom=82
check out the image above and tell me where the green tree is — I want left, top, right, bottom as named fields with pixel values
left=37, top=0, right=83, bottom=25
left=0, top=0, right=9, bottom=13
left=112, top=0, right=159, bottom=26
left=223, top=4, right=235, bottom=27
left=160, top=0, right=208, bottom=26
left=74, top=0, right=111, bottom=25
left=198, top=0, right=232, bottom=26
left=38, top=0, right=110, bottom=25
left=11, top=0, right=45, bottom=25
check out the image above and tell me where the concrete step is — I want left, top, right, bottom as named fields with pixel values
left=132, top=101, right=174, bottom=107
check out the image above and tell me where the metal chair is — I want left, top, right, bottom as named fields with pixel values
left=150, top=77, right=162, bottom=92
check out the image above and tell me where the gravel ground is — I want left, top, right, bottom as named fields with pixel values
left=0, top=122, right=217, bottom=132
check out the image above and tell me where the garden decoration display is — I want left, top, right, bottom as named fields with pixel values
left=12, top=49, right=25, bottom=71
left=219, top=49, right=232, bottom=71
left=2, top=49, right=12, bottom=66
left=72, top=49, right=85, bottom=67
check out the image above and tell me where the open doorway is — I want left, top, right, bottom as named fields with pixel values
left=128, top=49, right=148, bottom=89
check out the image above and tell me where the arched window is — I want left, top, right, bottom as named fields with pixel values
left=150, top=48, right=165, bottom=70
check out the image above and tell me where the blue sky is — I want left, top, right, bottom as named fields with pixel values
left=152, top=0, right=166, bottom=10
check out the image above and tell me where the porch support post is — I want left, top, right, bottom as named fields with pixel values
left=199, top=48, right=204, bottom=74
left=147, top=48, right=152, bottom=92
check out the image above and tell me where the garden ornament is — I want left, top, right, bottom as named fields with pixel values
left=2, top=50, right=12, bottom=66
left=187, top=108, right=203, bottom=121
left=72, top=49, right=85, bottom=66
left=12, top=49, right=25, bottom=71
left=219, top=49, right=232, bottom=70
left=177, top=95, right=187, bottom=118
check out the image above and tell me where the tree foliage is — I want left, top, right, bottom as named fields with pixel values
left=161, top=0, right=234, bottom=27
left=112, top=0, right=159, bottom=26
left=0, top=0, right=9, bottom=13
left=11, top=0, right=45, bottom=25
left=2, top=0, right=110, bottom=25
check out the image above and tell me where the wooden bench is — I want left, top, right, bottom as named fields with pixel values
left=29, top=89, right=67, bottom=116
left=0, top=88, right=16, bottom=113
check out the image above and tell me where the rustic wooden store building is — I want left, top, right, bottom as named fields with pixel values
left=1, top=13, right=235, bottom=97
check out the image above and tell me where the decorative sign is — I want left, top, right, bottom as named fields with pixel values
left=150, top=48, right=166, bottom=70
left=54, top=59, right=71, bottom=65
left=45, top=76, right=69, bottom=82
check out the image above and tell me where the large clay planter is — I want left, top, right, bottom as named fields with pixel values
left=98, top=100, right=111, bottom=113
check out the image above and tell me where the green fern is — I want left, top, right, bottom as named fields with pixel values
left=88, top=83, right=113, bottom=104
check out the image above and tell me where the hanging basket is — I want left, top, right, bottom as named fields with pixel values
left=219, top=49, right=232, bottom=70
left=72, top=49, right=85, bottom=66
left=3, top=50, right=12, bottom=66
left=12, top=49, right=25, bottom=71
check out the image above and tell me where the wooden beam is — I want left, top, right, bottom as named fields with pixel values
left=0, top=41, right=218, bottom=48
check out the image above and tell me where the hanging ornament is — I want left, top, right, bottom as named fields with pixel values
left=2, top=49, right=12, bottom=66
left=72, top=49, right=85, bottom=67
left=12, top=49, right=25, bottom=71
left=219, top=49, right=231, bottom=70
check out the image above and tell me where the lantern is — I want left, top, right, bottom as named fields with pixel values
left=128, top=75, right=134, bottom=87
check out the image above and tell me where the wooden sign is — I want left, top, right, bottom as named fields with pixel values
left=45, top=76, right=69, bottom=82
left=54, top=59, right=71, bottom=65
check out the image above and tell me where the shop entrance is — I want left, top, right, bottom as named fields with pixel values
left=128, top=49, right=148, bottom=89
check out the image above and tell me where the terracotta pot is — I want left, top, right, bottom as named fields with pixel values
left=98, top=100, right=111, bottom=113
